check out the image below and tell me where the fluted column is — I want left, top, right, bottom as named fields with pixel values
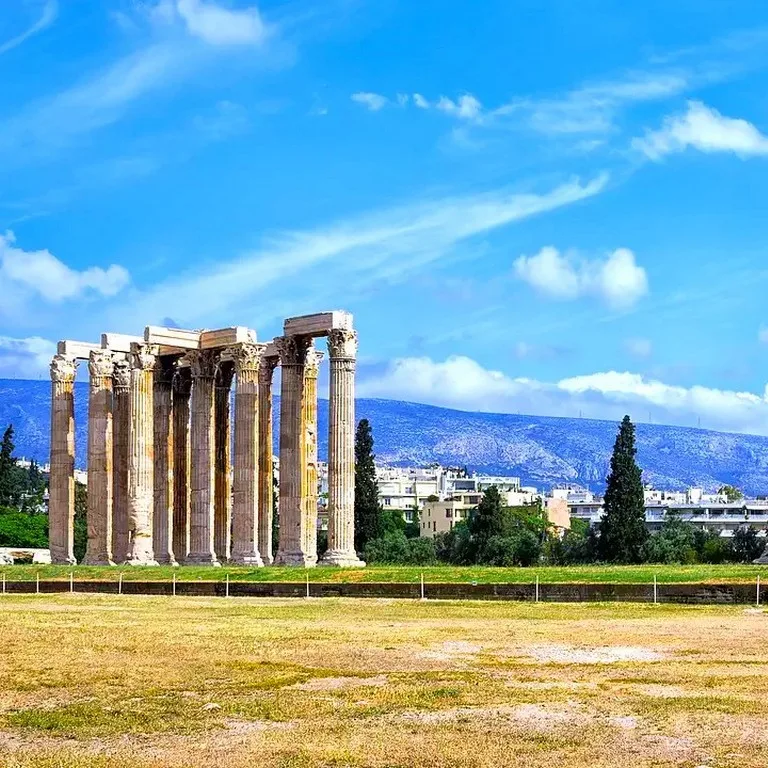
left=230, top=343, right=265, bottom=565
left=49, top=354, right=77, bottom=565
left=214, top=360, right=234, bottom=562
left=303, top=348, right=323, bottom=564
left=274, top=335, right=313, bottom=566
left=321, top=329, right=364, bottom=566
left=187, top=350, right=220, bottom=566
left=258, top=355, right=278, bottom=565
left=126, top=343, right=158, bottom=565
left=111, top=357, right=131, bottom=564
left=153, top=356, right=177, bottom=565
left=172, top=367, right=192, bottom=562
left=84, top=351, right=114, bottom=565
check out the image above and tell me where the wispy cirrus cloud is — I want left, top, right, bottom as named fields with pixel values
left=632, top=100, right=768, bottom=160
left=0, top=0, right=57, bottom=56
left=115, top=173, right=609, bottom=329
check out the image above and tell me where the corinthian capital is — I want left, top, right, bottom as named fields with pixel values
left=230, top=342, right=266, bottom=375
left=305, top=347, right=324, bottom=378
left=188, top=349, right=218, bottom=379
left=274, top=335, right=310, bottom=367
left=112, top=357, right=131, bottom=391
left=327, top=329, right=358, bottom=361
left=88, top=350, right=114, bottom=383
left=129, top=343, right=158, bottom=372
left=258, top=353, right=279, bottom=385
left=50, top=354, right=77, bottom=382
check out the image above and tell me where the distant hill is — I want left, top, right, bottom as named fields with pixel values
left=2, top=379, right=768, bottom=494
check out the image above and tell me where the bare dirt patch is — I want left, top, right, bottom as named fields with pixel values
left=290, top=675, right=388, bottom=691
left=526, top=644, right=665, bottom=664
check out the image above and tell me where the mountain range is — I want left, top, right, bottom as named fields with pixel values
left=2, top=378, right=768, bottom=495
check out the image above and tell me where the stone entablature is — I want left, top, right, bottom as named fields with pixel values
left=48, top=312, right=363, bottom=568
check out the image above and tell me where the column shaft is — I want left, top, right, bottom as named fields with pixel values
left=274, top=336, right=313, bottom=566
left=172, top=368, right=192, bottom=562
left=258, top=356, right=277, bottom=565
left=49, top=355, right=77, bottom=565
left=153, top=357, right=177, bottom=565
left=303, top=349, right=322, bottom=564
left=126, top=344, right=157, bottom=565
left=187, top=350, right=219, bottom=566
left=111, top=359, right=131, bottom=563
left=84, top=351, right=114, bottom=565
left=321, top=329, right=364, bottom=567
left=214, top=362, right=234, bottom=562
left=231, top=344, right=265, bottom=565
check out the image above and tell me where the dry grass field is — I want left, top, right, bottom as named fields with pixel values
left=0, top=596, right=766, bottom=768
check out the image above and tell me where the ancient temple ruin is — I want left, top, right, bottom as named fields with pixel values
left=48, top=311, right=363, bottom=568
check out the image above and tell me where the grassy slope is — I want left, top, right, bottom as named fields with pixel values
left=2, top=563, right=766, bottom=583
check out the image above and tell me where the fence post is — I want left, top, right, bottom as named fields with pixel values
left=118, top=572, right=123, bottom=595
left=70, top=571, right=74, bottom=594
left=173, top=571, right=176, bottom=597
left=653, top=574, right=658, bottom=605
left=757, top=575, right=761, bottom=608
left=535, top=575, right=540, bottom=603
left=36, top=572, right=39, bottom=595
left=420, top=572, right=425, bottom=601
left=305, top=572, right=310, bottom=599
left=2, top=571, right=5, bottom=595
left=226, top=572, right=230, bottom=599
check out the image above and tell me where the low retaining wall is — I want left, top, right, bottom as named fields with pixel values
left=1, top=580, right=764, bottom=604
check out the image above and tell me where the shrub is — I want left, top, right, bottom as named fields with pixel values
left=732, top=526, right=764, bottom=563
left=0, top=509, right=48, bottom=548
left=363, top=532, right=437, bottom=565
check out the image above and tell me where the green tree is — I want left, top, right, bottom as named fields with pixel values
left=599, top=415, right=648, bottom=563
left=0, top=425, right=18, bottom=507
left=718, top=484, right=744, bottom=502
left=74, top=481, right=88, bottom=563
left=732, top=525, right=764, bottom=563
left=354, top=419, right=383, bottom=553
left=468, top=486, right=505, bottom=556
left=643, top=510, right=697, bottom=564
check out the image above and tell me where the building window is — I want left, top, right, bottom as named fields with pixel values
left=433, top=521, right=436, bottom=532
left=383, top=498, right=391, bottom=506
left=446, top=509, right=452, bottom=518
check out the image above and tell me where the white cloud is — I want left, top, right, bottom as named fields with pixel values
left=175, top=0, right=268, bottom=46
left=358, top=355, right=768, bottom=435
left=435, top=94, right=483, bottom=121
left=0, top=0, right=57, bottom=56
left=624, top=337, right=653, bottom=358
left=759, top=326, right=768, bottom=345
left=513, top=246, right=648, bottom=309
left=0, top=231, right=129, bottom=302
left=0, top=336, right=55, bottom=378
left=413, top=93, right=430, bottom=109
left=633, top=101, right=768, bottom=160
left=351, top=92, right=388, bottom=111
left=119, top=174, right=609, bottom=327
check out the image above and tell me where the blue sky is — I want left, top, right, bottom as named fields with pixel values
left=2, top=0, right=768, bottom=434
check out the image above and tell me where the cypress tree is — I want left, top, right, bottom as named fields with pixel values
left=0, top=425, right=17, bottom=507
left=468, top=486, right=505, bottom=555
left=354, top=419, right=383, bottom=552
left=599, top=415, right=648, bottom=563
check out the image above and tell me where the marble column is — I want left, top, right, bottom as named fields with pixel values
left=153, top=356, right=177, bottom=565
left=258, top=355, right=278, bottom=565
left=84, top=350, right=114, bottom=565
left=230, top=343, right=265, bottom=565
left=274, top=335, right=313, bottom=566
left=187, top=350, right=220, bottom=566
left=49, top=354, right=77, bottom=565
left=172, top=367, right=192, bottom=562
left=303, top=348, right=323, bottom=564
left=321, top=329, right=364, bottom=567
left=214, top=360, right=234, bottom=562
left=111, top=357, right=131, bottom=564
left=126, top=343, right=158, bottom=565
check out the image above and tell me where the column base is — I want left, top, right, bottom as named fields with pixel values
left=126, top=558, right=159, bottom=566
left=82, top=555, right=115, bottom=566
left=50, top=555, right=77, bottom=566
left=185, top=553, right=222, bottom=567
left=261, top=553, right=274, bottom=566
left=319, top=550, right=366, bottom=568
left=274, top=549, right=316, bottom=567
left=155, top=555, right=179, bottom=566
left=230, top=551, right=264, bottom=567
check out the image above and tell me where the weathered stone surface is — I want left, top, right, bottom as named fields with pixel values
left=283, top=311, right=352, bottom=338
left=153, top=356, right=177, bottom=565
left=274, top=335, right=314, bottom=566
left=186, top=350, right=220, bottom=566
left=172, top=367, right=192, bottom=562
left=214, top=360, right=234, bottom=562
left=56, top=340, right=100, bottom=360
left=322, top=329, right=364, bottom=567
left=49, top=354, right=77, bottom=565
left=230, top=343, right=266, bottom=566
left=303, top=348, right=323, bottom=564
left=258, top=354, right=278, bottom=565
left=111, top=357, right=131, bottom=564
left=101, top=333, right=142, bottom=353
left=84, top=351, right=114, bottom=565
left=126, top=343, right=158, bottom=566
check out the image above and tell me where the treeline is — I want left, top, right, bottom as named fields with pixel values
left=355, top=416, right=767, bottom=566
